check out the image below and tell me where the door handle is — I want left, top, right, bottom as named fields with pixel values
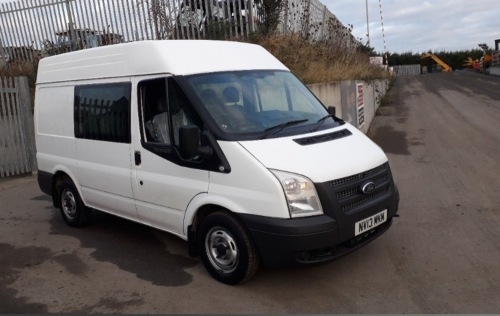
left=134, top=151, right=141, bottom=166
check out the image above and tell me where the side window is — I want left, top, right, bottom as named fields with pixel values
left=139, top=78, right=170, bottom=144
left=168, top=78, right=200, bottom=146
left=74, top=83, right=131, bottom=143
left=139, top=77, right=201, bottom=147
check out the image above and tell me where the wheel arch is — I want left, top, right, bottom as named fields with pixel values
left=184, top=194, right=251, bottom=257
left=183, top=194, right=251, bottom=235
left=50, top=168, right=82, bottom=208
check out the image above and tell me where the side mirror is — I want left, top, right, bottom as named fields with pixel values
left=179, top=125, right=200, bottom=160
left=327, top=106, right=336, bottom=117
left=179, top=125, right=213, bottom=160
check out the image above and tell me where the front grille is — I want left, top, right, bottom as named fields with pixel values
left=340, top=188, right=389, bottom=212
left=331, top=163, right=387, bottom=187
left=329, top=163, right=392, bottom=214
left=336, top=187, right=357, bottom=199
left=330, top=174, right=363, bottom=187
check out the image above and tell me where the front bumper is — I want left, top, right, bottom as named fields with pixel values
left=239, top=213, right=394, bottom=268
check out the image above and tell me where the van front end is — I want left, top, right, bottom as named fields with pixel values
left=238, top=161, right=399, bottom=268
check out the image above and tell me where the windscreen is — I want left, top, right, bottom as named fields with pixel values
left=186, top=70, right=338, bottom=138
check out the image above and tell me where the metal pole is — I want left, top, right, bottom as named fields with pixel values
left=248, top=0, right=254, bottom=33
left=65, top=0, right=76, bottom=48
left=0, top=36, right=5, bottom=58
left=365, top=0, right=369, bottom=47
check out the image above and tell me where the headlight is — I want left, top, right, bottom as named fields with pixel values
left=271, top=169, right=323, bottom=218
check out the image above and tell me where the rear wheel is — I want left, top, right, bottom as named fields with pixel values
left=59, top=180, right=90, bottom=227
left=198, top=211, right=260, bottom=285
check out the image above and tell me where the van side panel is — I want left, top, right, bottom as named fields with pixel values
left=35, top=85, right=78, bottom=181
left=76, top=140, right=137, bottom=220
left=36, top=85, right=75, bottom=137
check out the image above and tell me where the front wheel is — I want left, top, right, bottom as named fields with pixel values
left=198, top=211, right=260, bottom=285
left=59, top=180, right=91, bottom=227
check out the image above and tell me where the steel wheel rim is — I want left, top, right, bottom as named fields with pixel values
left=61, top=190, right=77, bottom=220
left=205, top=226, right=239, bottom=273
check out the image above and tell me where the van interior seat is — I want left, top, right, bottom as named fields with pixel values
left=222, top=86, right=240, bottom=105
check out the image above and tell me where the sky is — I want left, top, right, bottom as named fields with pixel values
left=323, top=0, right=500, bottom=54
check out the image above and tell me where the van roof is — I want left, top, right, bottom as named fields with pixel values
left=36, top=40, right=289, bottom=84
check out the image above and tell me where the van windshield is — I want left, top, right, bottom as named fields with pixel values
left=186, top=70, right=341, bottom=138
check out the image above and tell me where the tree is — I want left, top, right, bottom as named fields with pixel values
left=254, top=0, right=284, bottom=37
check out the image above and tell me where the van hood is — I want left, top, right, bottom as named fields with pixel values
left=237, top=124, right=388, bottom=183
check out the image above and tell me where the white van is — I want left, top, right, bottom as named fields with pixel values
left=35, top=40, right=399, bottom=284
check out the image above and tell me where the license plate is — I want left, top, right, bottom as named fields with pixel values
left=355, top=209, right=387, bottom=236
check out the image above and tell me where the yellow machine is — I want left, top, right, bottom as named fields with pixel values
left=421, top=53, right=452, bottom=72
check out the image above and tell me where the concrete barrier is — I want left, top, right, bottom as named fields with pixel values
left=308, top=79, right=390, bottom=134
left=489, top=67, right=500, bottom=76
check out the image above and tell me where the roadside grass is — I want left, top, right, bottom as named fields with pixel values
left=0, top=60, right=37, bottom=81
left=0, top=60, right=38, bottom=100
left=378, top=77, right=396, bottom=108
left=254, top=34, right=391, bottom=84
left=0, top=34, right=391, bottom=87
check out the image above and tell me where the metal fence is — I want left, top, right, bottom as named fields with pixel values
left=0, top=0, right=359, bottom=63
left=0, top=76, right=36, bottom=177
left=392, top=64, right=421, bottom=76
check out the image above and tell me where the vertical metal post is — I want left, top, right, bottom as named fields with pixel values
left=111, top=0, right=121, bottom=42
left=202, top=0, right=210, bottom=39
left=74, top=0, right=87, bottom=48
left=18, top=76, right=37, bottom=174
left=34, top=0, right=52, bottom=51
left=121, top=0, right=132, bottom=42
left=24, top=0, right=39, bottom=52
left=12, top=77, right=29, bottom=174
left=3, top=3, right=20, bottom=61
left=247, top=0, right=254, bottom=33
left=0, top=36, right=5, bottom=62
left=104, top=0, right=113, bottom=41
left=151, top=0, right=159, bottom=39
left=365, top=0, right=370, bottom=46
left=11, top=1, right=30, bottom=62
left=65, top=0, right=77, bottom=47
left=127, top=0, right=139, bottom=41
left=0, top=77, right=12, bottom=176
left=0, top=6, right=10, bottom=60
left=82, top=0, right=93, bottom=36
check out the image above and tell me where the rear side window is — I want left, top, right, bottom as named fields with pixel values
left=74, top=83, right=131, bottom=143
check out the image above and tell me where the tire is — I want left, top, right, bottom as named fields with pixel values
left=59, top=180, right=91, bottom=227
left=198, top=211, right=260, bottom=285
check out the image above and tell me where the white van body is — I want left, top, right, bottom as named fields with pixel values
left=35, top=40, right=399, bottom=284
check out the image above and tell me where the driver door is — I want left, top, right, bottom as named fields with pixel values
left=131, top=76, right=209, bottom=237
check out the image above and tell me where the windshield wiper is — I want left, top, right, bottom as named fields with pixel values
left=310, top=114, right=334, bottom=132
left=260, top=119, right=308, bottom=139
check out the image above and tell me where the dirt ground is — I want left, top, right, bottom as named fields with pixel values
left=0, top=71, right=499, bottom=313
